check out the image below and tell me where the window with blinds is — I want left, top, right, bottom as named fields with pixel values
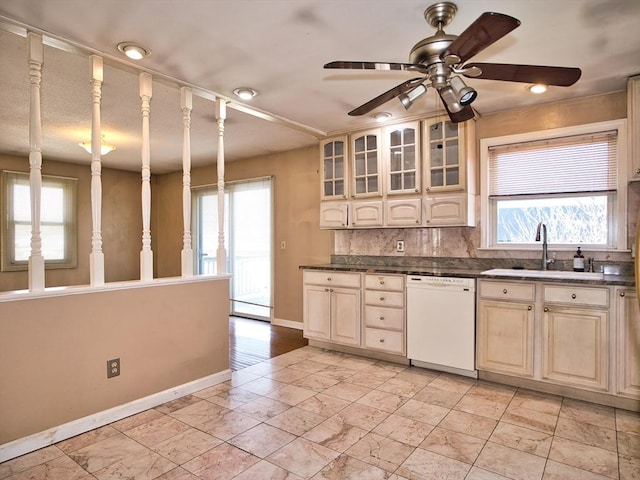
left=482, top=123, right=625, bottom=249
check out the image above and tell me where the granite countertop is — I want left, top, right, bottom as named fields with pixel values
left=300, top=263, right=636, bottom=287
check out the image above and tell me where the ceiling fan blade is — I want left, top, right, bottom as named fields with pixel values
left=464, top=63, right=582, bottom=86
left=348, top=78, right=424, bottom=116
left=437, top=89, right=475, bottom=123
left=443, top=12, right=521, bottom=63
left=324, top=61, right=420, bottom=72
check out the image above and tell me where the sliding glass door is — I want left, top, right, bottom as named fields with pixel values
left=193, top=177, right=273, bottom=320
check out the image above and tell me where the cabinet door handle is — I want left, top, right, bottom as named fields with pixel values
left=327, top=277, right=332, bottom=281
left=379, top=338, right=385, bottom=343
left=503, top=289, right=508, bottom=294
left=571, top=293, right=577, bottom=299
left=324, top=288, right=330, bottom=292
left=544, top=307, right=549, bottom=312
left=620, top=291, right=626, bottom=297
left=380, top=316, right=385, bottom=321
left=380, top=297, right=385, bottom=301
left=379, top=280, right=385, bottom=285
left=528, top=305, right=532, bottom=311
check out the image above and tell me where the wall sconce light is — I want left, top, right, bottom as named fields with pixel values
left=233, top=87, right=258, bottom=100
left=79, top=136, right=116, bottom=156
left=398, top=83, right=428, bottom=110
left=117, top=42, right=149, bottom=60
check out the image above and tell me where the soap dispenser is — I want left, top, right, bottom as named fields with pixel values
left=573, top=247, right=585, bottom=272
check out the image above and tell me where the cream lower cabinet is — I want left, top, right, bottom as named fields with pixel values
left=542, top=285, right=609, bottom=391
left=617, top=287, right=640, bottom=398
left=477, top=281, right=535, bottom=377
left=363, top=274, right=406, bottom=355
left=303, top=271, right=361, bottom=347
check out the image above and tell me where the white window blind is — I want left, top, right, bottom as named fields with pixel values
left=488, top=130, right=618, bottom=197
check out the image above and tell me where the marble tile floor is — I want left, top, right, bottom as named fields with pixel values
left=1, top=346, right=639, bottom=480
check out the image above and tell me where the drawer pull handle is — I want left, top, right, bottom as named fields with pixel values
left=380, top=316, right=385, bottom=321
left=324, top=288, right=330, bottom=292
left=379, top=280, right=385, bottom=285
left=528, top=305, right=532, bottom=311
left=379, top=338, right=385, bottom=343
left=503, top=289, right=508, bottom=294
left=544, top=307, right=549, bottom=312
left=620, top=291, right=625, bottom=297
left=327, top=277, right=332, bottom=281
left=380, top=297, right=385, bottom=301
left=571, top=293, right=577, bottom=299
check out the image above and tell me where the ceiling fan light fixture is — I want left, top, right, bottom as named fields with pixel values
left=528, top=83, right=548, bottom=94
left=450, top=76, right=477, bottom=106
left=372, top=112, right=392, bottom=122
left=398, top=83, right=428, bottom=110
left=233, top=87, right=258, bottom=100
left=439, top=86, right=464, bottom=113
left=117, top=42, right=149, bottom=60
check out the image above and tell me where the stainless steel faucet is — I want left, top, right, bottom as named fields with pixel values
left=535, top=222, right=550, bottom=270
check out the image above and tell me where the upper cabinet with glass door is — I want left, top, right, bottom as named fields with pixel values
left=351, top=129, right=381, bottom=198
left=422, top=116, right=475, bottom=193
left=320, top=136, right=348, bottom=200
left=386, top=121, right=420, bottom=195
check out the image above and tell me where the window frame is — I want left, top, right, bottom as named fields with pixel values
left=1, top=170, right=78, bottom=271
left=480, top=119, right=628, bottom=252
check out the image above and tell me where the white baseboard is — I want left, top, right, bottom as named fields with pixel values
left=272, top=317, right=303, bottom=330
left=0, top=369, right=231, bottom=464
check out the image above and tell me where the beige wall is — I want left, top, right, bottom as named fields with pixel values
left=0, top=277, right=230, bottom=444
left=154, top=145, right=334, bottom=325
left=0, top=155, right=143, bottom=291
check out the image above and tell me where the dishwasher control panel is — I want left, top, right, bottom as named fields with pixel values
left=406, top=275, right=475, bottom=290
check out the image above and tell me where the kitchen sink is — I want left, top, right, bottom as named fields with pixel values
left=481, top=268, right=605, bottom=280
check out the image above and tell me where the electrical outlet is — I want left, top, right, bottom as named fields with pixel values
left=396, top=240, right=405, bottom=252
left=107, top=358, right=120, bottom=378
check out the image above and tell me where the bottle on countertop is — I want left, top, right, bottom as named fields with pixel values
left=573, top=247, right=585, bottom=272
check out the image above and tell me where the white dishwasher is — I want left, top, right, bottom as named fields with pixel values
left=406, top=275, right=477, bottom=378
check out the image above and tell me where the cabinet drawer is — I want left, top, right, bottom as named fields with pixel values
left=479, top=280, right=535, bottom=302
left=543, top=285, right=609, bottom=308
left=365, top=274, right=404, bottom=291
left=364, top=306, right=404, bottom=330
left=364, top=289, right=404, bottom=307
left=304, top=271, right=361, bottom=288
left=364, top=327, right=405, bottom=354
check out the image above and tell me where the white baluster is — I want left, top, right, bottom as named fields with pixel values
left=215, top=99, right=227, bottom=275
left=139, top=72, right=153, bottom=280
left=27, top=32, right=45, bottom=291
left=89, top=55, right=105, bottom=286
left=181, top=87, right=193, bottom=277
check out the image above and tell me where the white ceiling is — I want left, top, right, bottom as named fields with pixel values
left=0, top=0, right=639, bottom=173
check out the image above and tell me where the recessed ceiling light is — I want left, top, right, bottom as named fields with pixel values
left=372, top=112, right=392, bottom=122
left=528, top=83, right=547, bottom=94
left=233, top=87, right=258, bottom=100
left=117, top=42, right=149, bottom=60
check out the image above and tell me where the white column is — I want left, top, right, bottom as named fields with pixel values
left=89, top=55, right=105, bottom=286
left=181, top=87, right=194, bottom=277
left=139, top=72, right=153, bottom=281
left=215, top=99, right=227, bottom=275
left=27, top=32, right=45, bottom=291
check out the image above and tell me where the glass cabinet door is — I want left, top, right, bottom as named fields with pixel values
left=352, top=130, right=380, bottom=197
left=321, top=137, right=347, bottom=199
left=426, top=119, right=460, bottom=190
left=387, top=122, right=419, bottom=194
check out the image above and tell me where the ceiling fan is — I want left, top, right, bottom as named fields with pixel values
left=324, top=2, right=581, bottom=123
